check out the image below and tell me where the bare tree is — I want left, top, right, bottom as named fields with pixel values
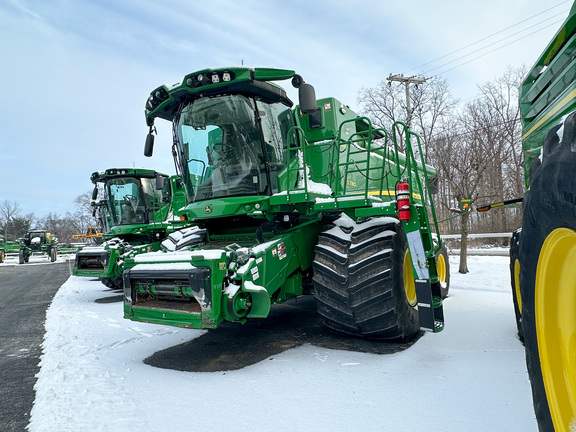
left=476, top=65, right=525, bottom=232
left=0, top=200, right=21, bottom=240
left=358, top=77, right=457, bottom=159
left=411, top=78, right=458, bottom=162
left=357, top=80, right=407, bottom=132
left=433, top=102, right=499, bottom=273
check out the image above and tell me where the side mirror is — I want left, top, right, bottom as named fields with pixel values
left=299, top=83, right=317, bottom=115
left=92, top=186, right=99, bottom=201
left=155, top=174, right=165, bottom=190
left=144, top=133, right=154, bottom=157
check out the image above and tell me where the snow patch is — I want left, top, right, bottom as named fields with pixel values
left=134, top=249, right=225, bottom=263
left=132, top=262, right=196, bottom=271
left=28, top=256, right=539, bottom=432
left=556, top=113, right=571, bottom=142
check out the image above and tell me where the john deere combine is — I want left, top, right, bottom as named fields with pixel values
left=123, top=67, right=447, bottom=340
left=74, top=168, right=187, bottom=289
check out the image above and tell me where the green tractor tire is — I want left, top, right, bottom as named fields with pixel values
left=519, top=113, right=576, bottom=431
left=312, top=217, right=419, bottom=341
left=19, top=249, right=25, bottom=264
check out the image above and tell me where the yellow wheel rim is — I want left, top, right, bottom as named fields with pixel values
left=536, top=228, right=576, bottom=430
left=514, top=258, right=522, bottom=314
left=403, top=250, right=417, bottom=307
left=437, top=252, right=447, bottom=286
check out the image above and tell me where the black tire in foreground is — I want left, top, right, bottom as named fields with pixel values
left=519, top=112, right=576, bottom=431
left=509, top=228, right=523, bottom=342
left=312, top=217, right=419, bottom=341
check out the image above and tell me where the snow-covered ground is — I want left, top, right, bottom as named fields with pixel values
left=26, top=255, right=538, bottom=431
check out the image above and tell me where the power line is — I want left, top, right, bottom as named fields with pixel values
left=403, top=0, right=571, bottom=75
left=428, top=18, right=564, bottom=76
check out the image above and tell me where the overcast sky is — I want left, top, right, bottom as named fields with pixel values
left=0, top=0, right=572, bottom=219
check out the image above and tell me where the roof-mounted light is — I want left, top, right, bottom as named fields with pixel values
left=146, top=86, right=170, bottom=111
left=184, top=70, right=235, bottom=88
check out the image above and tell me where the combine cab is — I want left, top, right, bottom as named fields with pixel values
left=123, top=67, right=447, bottom=340
left=19, top=230, right=58, bottom=263
left=73, top=168, right=188, bottom=289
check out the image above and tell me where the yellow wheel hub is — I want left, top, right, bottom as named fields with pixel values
left=437, top=252, right=447, bottom=286
left=514, top=258, right=522, bottom=313
left=536, top=227, right=576, bottom=430
left=403, top=250, right=417, bottom=307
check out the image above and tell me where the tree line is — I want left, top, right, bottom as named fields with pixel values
left=357, top=66, right=526, bottom=272
left=0, top=192, right=97, bottom=245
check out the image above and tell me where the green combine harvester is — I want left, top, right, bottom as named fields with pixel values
left=507, top=2, right=576, bottom=430
left=73, top=168, right=188, bottom=289
left=122, top=67, right=448, bottom=341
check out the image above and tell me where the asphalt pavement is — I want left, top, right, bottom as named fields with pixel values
left=0, top=259, right=71, bottom=432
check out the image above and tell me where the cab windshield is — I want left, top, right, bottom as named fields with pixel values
left=174, top=94, right=294, bottom=202
left=105, top=176, right=169, bottom=226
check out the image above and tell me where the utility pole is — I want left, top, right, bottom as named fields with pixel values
left=387, top=74, right=428, bottom=128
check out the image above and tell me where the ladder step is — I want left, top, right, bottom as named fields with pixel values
left=415, top=279, right=444, bottom=333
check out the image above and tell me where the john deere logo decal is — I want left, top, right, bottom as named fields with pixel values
left=205, top=205, right=212, bottom=213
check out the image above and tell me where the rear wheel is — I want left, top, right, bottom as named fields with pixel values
left=509, top=229, right=523, bottom=342
left=312, top=216, right=419, bottom=341
left=19, top=250, right=25, bottom=264
left=519, top=112, right=576, bottom=431
left=435, top=243, right=450, bottom=299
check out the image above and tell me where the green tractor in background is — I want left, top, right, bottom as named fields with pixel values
left=0, top=236, right=5, bottom=263
left=19, top=230, right=58, bottom=263
left=73, top=168, right=188, bottom=289
left=122, top=67, right=448, bottom=341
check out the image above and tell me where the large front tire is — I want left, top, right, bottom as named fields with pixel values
left=519, top=112, right=576, bottom=431
left=312, top=216, right=419, bottom=341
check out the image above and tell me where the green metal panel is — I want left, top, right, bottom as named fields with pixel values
left=519, top=3, right=576, bottom=185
